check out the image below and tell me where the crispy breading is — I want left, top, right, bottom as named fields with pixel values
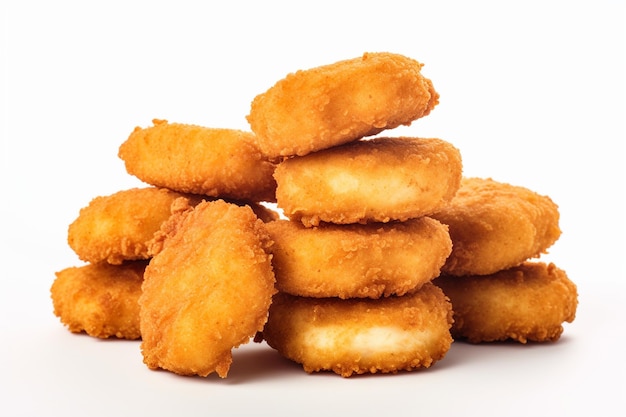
left=139, top=200, right=276, bottom=378
left=431, top=177, right=561, bottom=276
left=118, top=120, right=277, bottom=202
left=67, top=187, right=201, bottom=264
left=247, top=52, right=439, bottom=159
left=435, top=262, right=578, bottom=343
left=274, top=137, right=462, bottom=226
left=265, top=217, right=451, bottom=298
left=51, top=261, right=146, bottom=339
left=262, top=284, right=453, bottom=377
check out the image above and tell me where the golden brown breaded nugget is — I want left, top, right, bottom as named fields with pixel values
left=265, top=217, right=451, bottom=298
left=118, top=119, right=277, bottom=202
left=431, top=177, right=561, bottom=276
left=274, top=137, right=462, bottom=226
left=51, top=261, right=146, bottom=339
left=139, top=200, right=276, bottom=378
left=247, top=52, right=439, bottom=159
left=67, top=187, right=201, bottom=265
left=262, top=284, right=454, bottom=377
left=435, top=262, right=578, bottom=343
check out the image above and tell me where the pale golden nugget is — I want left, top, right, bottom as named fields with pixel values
left=262, top=284, right=454, bottom=377
left=274, top=137, right=462, bottom=226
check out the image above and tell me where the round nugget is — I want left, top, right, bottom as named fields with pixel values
left=262, top=284, right=454, bottom=377
left=118, top=119, right=277, bottom=202
left=247, top=52, right=439, bottom=159
left=435, top=262, right=578, bottom=343
left=51, top=261, right=146, bottom=339
left=139, top=200, right=276, bottom=378
left=274, top=137, right=462, bottom=226
left=431, top=177, right=562, bottom=276
left=265, top=217, right=451, bottom=298
left=67, top=187, right=201, bottom=265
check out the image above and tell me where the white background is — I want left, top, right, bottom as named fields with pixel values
left=2, top=1, right=624, bottom=416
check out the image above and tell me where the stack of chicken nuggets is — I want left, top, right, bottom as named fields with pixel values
left=50, top=52, right=578, bottom=379
left=431, top=177, right=578, bottom=343
left=251, top=53, right=464, bottom=376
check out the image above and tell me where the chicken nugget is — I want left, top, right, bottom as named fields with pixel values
left=118, top=119, right=277, bottom=202
left=435, top=262, right=578, bottom=343
left=261, top=284, right=454, bottom=377
left=51, top=261, right=146, bottom=339
left=139, top=200, right=276, bottom=378
left=431, top=177, right=561, bottom=276
left=247, top=52, right=439, bottom=159
left=265, top=217, right=451, bottom=298
left=274, top=137, right=462, bottom=226
left=67, top=187, right=201, bottom=265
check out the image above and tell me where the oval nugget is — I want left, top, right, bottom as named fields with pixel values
left=67, top=187, right=200, bottom=265
left=431, top=177, right=561, bottom=276
left=118, top=119, right=277, bottom=202
left=262, top=284, right=454, bottom=377
left=247, top=52, right=439, bottom=158
left=265, top=217, right=451, bottom=298
left=274, top=137, right=462, bottom=226
left=51, top=261, right=146, bottom=339
left=435, top=262, right=578, bottom=343
left=139, top=200, right=276, bottom=378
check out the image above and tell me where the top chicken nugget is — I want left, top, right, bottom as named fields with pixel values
left=246, top=52, right=439, bottom=159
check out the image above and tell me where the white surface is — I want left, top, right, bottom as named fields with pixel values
left=2, top=1, right=625, bottom=416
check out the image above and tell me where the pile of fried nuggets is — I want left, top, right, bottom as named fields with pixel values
left=51, top=52, right=578, bottom=378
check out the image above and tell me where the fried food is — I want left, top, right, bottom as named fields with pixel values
left=139, top=199, right=276, bottom=378
left=265, top=217, right=451, bottom=299
left=261, top=283, right=454, bottom=377
left=247, top=52, right=439, bottom=159
left=274, top=137, right=462, bottom=226
left=67, top=187, right=202, bottom=265
left=431, top=177, right=561, bottom=276
left=51, top=261, right=146, bottom=339
left=118, top=119, right=277, bottom=202
left=435, top=262, right=578, bottom=343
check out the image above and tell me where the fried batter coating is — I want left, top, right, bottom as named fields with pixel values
left=118, top=119, right=277, bottom=202
left=67, top=187, right=201, bottom=265
left=262, top=284, right=454, bottom=377
left=247, top=52, right=439, bottom=159
left=274, top=137, right=462, bottom=226
left=435, top=262, right=578, bottom=343
left=431, top=177, right=561, bottom=276
left=51, top=261, right=146, bottom=339
left=265, top=217, right=451, bottom=298
left=139, top=200, right=276, bottom=378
